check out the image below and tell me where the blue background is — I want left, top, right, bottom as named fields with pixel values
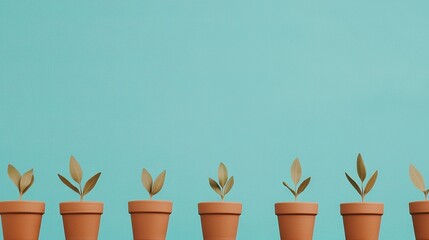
left=1, top=0, right=429, bottom=239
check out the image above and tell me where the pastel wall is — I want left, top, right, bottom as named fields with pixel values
left=1, top=0, right=429, bottom=239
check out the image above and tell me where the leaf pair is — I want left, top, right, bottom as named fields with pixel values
left=282, top=158, right=311, bottom=202
left=345, top=153, right=378, bottom=202
left=409, top=164, right=429, bottom=200
left=7, top=164, right=34, bottom=200
left=58, top=156, right=101, bottom=201
left=142, top=169, right=166, bottom=199
left=209, top=163, right=234, bottom=201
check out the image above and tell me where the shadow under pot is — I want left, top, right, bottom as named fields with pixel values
left=275, top=202, right=318, bottom=240
left=128, top=200, right=173, bottom=240
left=198, top=202, right=242, bottom=240
left=410, top=201, right=429, bottom=240
left=0, top=201, right=45, bottom=240
left=60, top=201, right=103, bottom=240
left=340, top=202, right=384, bottom=240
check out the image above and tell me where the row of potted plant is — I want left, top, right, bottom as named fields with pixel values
left=0, top=154, right=428, bottom=240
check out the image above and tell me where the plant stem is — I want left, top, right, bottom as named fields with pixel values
left=294, top=184, right=297, bottom=202
left=361, top=181, right=364, bottom=202
left=79, top=183, right=83, bottom=201
left=425, top=192, right=428, bottom=201
left=19, top=193, right=22, bottom=200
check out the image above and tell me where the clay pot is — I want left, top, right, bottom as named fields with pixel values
left=0, top=201, right=45, bottom=240
left=340, top=202, right=383, bottom=240
left=410, top=201, right=429, bottom=240
left=198, top=202, right=242, bottom=240
left=128, top=200, right=172, bottom=240
left=60, top=201, right=103, bottom=240
left=275, top=202, right=318, bottom=240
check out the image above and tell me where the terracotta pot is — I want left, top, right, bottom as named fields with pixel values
left=60, top=201, right=103, bottom=240
left=0, top=201, right=45, bottom=240
left=128, top=200, right=172, bottom=240
left=198, top=202, right=242, bottom=240
left=275, top=202, right=318, bottom=240
left=410, top=201, right=429, bottom=240
left=340, top=202, right=384, bottom=240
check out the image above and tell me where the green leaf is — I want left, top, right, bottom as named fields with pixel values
left=7, top=164, right=21, bottom=190
left=297, top=177, right=311, bottom=194
left=218, top=163, right=228, bottom=188
left=283, top=181, right=297, bottom=196
left=151, top=170, right=166, bottom=196
left=291, top=158, right=302, bottom=185
left=69, top=156, right=83, bottom=184
left=364, top=171, right=378, bottom=195
left=58, top=174, right=80, bottom=194
left=223, top=176, right=234, bottom=195
left=410, top=164, right=425, bottom=192
left=345, top=172, right=362, bottom=195
left=357, top=153, right=366, bottom=182
left=83, top=172, right=101, bottom=196
left=209, top=178, right=222, bottom=198
left=141, top=168, right=153, bottom=194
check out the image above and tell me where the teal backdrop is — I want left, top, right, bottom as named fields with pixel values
left=1, top=0, right=429, bottom=239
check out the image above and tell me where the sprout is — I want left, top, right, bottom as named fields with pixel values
left=345, top=153, right=378, bottom=202
left=7, top=164, right=34, bottom=200
left=282, top=158, right=311, bottom=202
left=209, top=163, right=234, bottom=201
left=58, top=156, right=101, bottom=201
left=409, top=164, right=429, bottom=200
left=141, top=168, right=166, bottom=199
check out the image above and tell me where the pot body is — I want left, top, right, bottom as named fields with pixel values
left=60, top=201, right=103, bottom=240
left=0, top=201, right=45, bottom=240
left=340, top=202, right=384, bottom=240
left=128, top=200, right=173, bottom=240
left=410, top=201, right=429, bottom=240
left=275, top=202, right=318, bottom=240
left=198, top=202, right=242, bottom=240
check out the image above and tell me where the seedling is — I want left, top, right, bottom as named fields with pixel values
left=209, top=163, right=234, bottom=201
left=345, top=153, right=378, bottom=202
left=7, top=164, right=34, bottom=200
left=282, top=158, right=311, bottom=202
left=141, top=168, right=166, bottom=199
left=57, top=156, right=101, bottom=201
left=409, top=164, right=429, bottom=200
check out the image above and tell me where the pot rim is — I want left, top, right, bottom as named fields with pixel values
left=60, top=201, right=104, bottom=215
left=340, top=202, right=384, bottom=215
left=128, top=200, right=173, bottom=214
left=275, top=202, right=318, bottom=215
left=0, top=200, right=45, bottom=214
left=409, top=200, right=429, bottom=214
left=198, top=202, right=242, bottom=215
left=128, top=200, right=172, bottom=204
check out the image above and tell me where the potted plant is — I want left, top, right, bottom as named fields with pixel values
left=128, top=168, right=172, bottom=240
left=0, top=164, right=45, bottom=240
left=409, top=164, right=429, bottom=239
left=198, top=163, right=241, bottom=240
left=57, top=156, right=102, bottom=240
left=341, top=153, right=383, bottom=240
left=275, top=158, right=317, bottom=240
